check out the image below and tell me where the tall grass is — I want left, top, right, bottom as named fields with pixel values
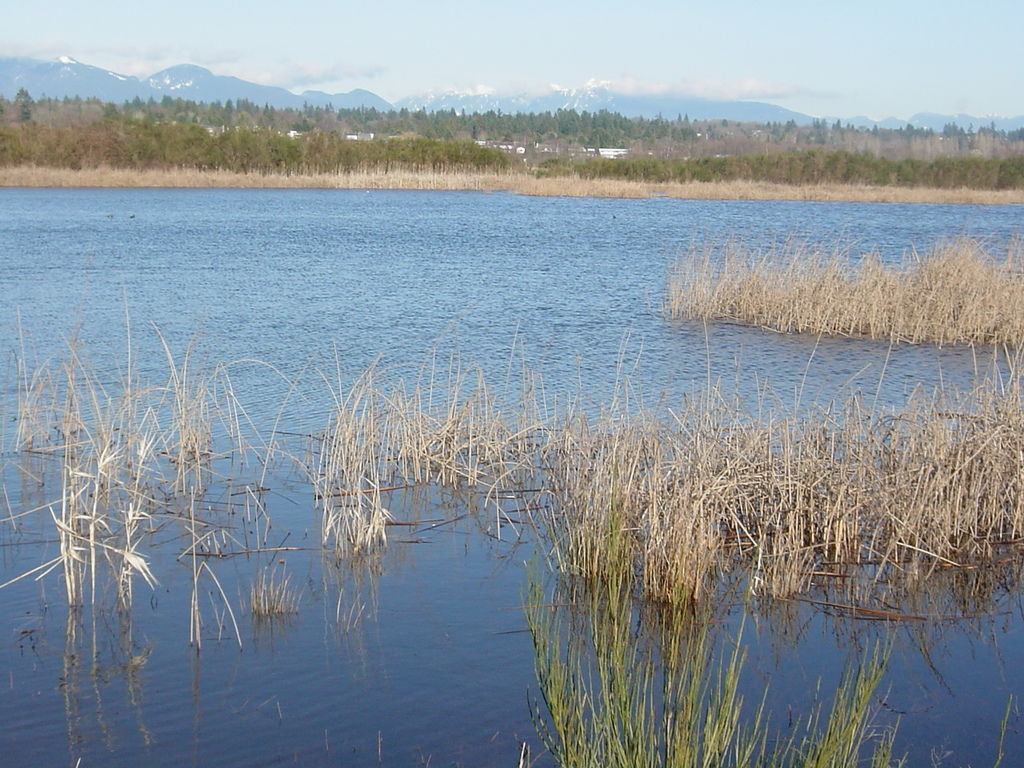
left=6, top=330, right=1024, bottom=618
left=667, top=239, right=1024, bottom=346
left=1, top=335, right=239, bottom=616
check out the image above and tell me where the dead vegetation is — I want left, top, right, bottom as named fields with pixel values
left=3, top=164, right=1023, bottom=204
left=667, top=238, right=1024, bottom=346
left=4, top=330, right=1023, bottom=620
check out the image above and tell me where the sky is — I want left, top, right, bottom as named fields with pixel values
left=4, top=0, right=1023, bottom=119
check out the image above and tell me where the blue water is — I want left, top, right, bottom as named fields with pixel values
left=1, top=188, right=1023, bottom=767
left=2, top=189, right=1021, bottom=416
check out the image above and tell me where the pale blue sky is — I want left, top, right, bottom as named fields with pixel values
left=5, top=0, right=1022, bottom=118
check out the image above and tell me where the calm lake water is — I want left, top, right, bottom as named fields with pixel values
left=1, top=188, right=1023, bottom=767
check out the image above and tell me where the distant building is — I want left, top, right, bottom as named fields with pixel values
left=598, top=148, right=629, bottom=159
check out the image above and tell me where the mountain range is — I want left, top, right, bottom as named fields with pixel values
left=3, top=56, right=1023, bottom=131
left=392, top=80, right=814, bottom=125
left=0, top=56, right=391, bottom=111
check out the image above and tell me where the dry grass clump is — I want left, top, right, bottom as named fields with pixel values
left=251, top=568, right=301, bottom=617
left=6, top=349, right=162, bottom=607
left=538, top=376, right=1024, bottom=608
left=667, top=238, right=1024, bottom=346
left=1, top=336, right=245, bottom=611
left=313, top=359, right=546, bottom=555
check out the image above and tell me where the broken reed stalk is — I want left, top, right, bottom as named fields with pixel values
left=666, top=238, right=1024, bottom=346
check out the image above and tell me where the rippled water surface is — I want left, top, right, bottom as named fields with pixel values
left=1, top=189, right=1023, bottom=767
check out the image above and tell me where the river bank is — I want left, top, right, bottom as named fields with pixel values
left=3, top=164, right=1023, bottom=204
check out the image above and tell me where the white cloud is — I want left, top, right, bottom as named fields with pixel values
left=606, top=74, right=813, bottom=102
left=265, top=60, right=387, bottom=90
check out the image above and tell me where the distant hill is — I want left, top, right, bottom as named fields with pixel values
left=395, top=82, right=817, bottom=125
left=0, top=56, right=393, bottom=111
left=902, top=112, right=1024, bottom=132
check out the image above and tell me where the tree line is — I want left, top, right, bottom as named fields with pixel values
left=2, top=105, right=1022, bottom=190
left=4, top=91, right=1024, bottom=162
left=0, top=118, right=511, bottom=174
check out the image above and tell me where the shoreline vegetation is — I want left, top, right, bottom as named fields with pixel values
left=668, top=238, right=1024, bottom=345
left=2, top=99, right=1021, bottom=203
left=3, top=164, right=1023, bottom=204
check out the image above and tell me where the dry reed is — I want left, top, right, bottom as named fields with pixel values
left=668, top=238, right=1024, bottom=346
left=6, top=329, right=1024, bottom=617
left=536, top=374, right=1024, bottom=608
left=4, top=164, right=1023, bottom=204
left=251, top=567, right=301, bottom=616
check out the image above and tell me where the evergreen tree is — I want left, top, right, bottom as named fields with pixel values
left=14, top=88, right=33, bottom=123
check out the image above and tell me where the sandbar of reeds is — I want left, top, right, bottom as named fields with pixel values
left=4, top=164, right=1023, bottom=204
left=667, top=238, right=1024, bottom=346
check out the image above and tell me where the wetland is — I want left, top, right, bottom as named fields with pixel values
left=1, top=188, right=1023, bottom=767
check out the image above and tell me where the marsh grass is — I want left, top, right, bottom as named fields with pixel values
left=4, top=164, right=1023, bottom=204
left=536, top=373, right=1024, bottom=609
left=6, top=330, right=1024, bottom=620
left=667, top=239, right=1024, bottom=346
left=312, top=353, right=548, bottom=555
left=1, top=334, right=244, bottom=614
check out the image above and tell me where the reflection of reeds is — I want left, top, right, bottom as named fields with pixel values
left=525, top=574, right=896, bottom=768
left=667, top=238, right=1024, bottom=346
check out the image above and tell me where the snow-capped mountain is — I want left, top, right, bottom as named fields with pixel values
left=395, top=80, right=816, bottom=124
left=0, top=56, right=392, bottom=110
left=3, top=56, right=1022, bottom=129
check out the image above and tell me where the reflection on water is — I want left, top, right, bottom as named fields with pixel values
left=2, top=189, right=1023, bottom=766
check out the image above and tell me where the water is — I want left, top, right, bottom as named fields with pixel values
left=1, top=188, right=1022, bottom=767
